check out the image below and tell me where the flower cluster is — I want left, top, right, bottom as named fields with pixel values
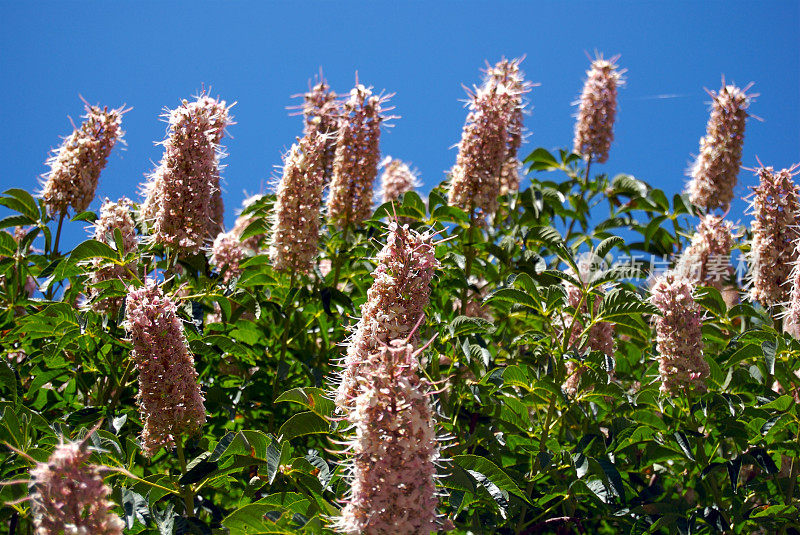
left=483, top=57, right=530, bottom=194
left=142, top=95, right=231, bottom=253
left=269, top=133, right=327, bottom=272
left=302, top=79, right=340, bottom=184
left=650, top=272, right=708, bottom=394
left=327, top=84, right=388, bottom=228
left=41, top=103, right=125, bottom=216
left=211, top=230, right=247, bottom=283
left=572, top=56, right=623, bottom=164
left=88, top=197, right=138, bottom=314
left=336, top=340, right=439, bottom=535
left=674, top=214, right=735, bottom=290
left=30, top=440, right=124, bottom=535
left=686, top=83, right=752, bottom=210
left=125, top=279, right=206, bottom=456
left=448, top=71, right=520, bottom=219
left=335, top=223, right=438, bottom=410
left=379, top=157, right=420, bottom=203
left=747, top=165, right=800, bottom=306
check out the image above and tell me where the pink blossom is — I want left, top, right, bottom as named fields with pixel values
left=30, top=440, right=124, bottom=535
left=674, top=214, right=735, bottom=291
left=269, top=133, right=327, bottom=272
left=41, top=103, right=125, bottom=216
left=650, top=272, right=709, bottom=394
left=335, top=223, right=438, bottom=410
left=746, top=165, right=800, bottom=306
left=142, top=95, right=231, bottom=253
left=301, top=79, right=340, bottom=184
left=336, top=340, right=440, bottom=535
left=327, top=84, right=389, bottom=228
left=125, top=279, right=206, bottom=456
left=686, top=83, right=752, bottom=210
left=211, top=230, right=246, bottom=283
left=573, top=55, right=623, bottom=164
left=448, top=62, right=523, bottom=219
left=379, top=157, right=421, bottom=204
left=88, top=197, right=138, bottom=314
left=483, top=57, right=531, bottom=194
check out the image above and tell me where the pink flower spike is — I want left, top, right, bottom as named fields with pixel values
left=124, top=279, right=206, bottom=456
left=41, top=103, right=126, bottom=216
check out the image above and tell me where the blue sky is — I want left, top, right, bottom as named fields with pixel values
left=1, top=1, right=798, bottom=251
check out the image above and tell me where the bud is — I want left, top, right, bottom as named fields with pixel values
left=483, top=57, right=530, bottom=194
left=327, top=84, right=389, bottom=228
left=302, top=79, right=340, bottom=184
left=379, top=157, right=420, bottom=204
left=448, top=71, right=519, bottom=219
left=335, top=223, right=438, bottom=410
left=88, top=197, right=138, bottom=314
left=573, top=55, right=623, bottom=165
left=336, top=340, right=439, bottom=535
left=125, top=279, right=206, bottom=456
left=41, top=103, right=125, bottom=216
left=747, top=165, right=800, bottom=306
left=269, top=133, right=327, bottom=272
left=650, top=272, right=708, bottom=394
left=211, top=230, right=246, bottom=283
left=674, top=214, right=735, bottom=290
left=30, top=440, right=124, bottom=534
left=142, top=95, right=231, bottom=253
left=686, top=82, right=752, bottom=210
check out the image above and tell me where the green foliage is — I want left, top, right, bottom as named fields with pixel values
left=0, top=150, right=798, bottom=535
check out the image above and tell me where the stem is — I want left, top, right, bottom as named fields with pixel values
left=107, top=359, right=135, bottom=413
left=52, top=211, right=66, bottom=257
left=460, top=212, right=477, bottom=316
left=686, top=396, right=731, bottom=532
left=272, top=273, right=297, bottom=399
left=331, top=225, right=350, bottom=289
left=786, top=426, right=800, bottom=504
left=565, top=157, right=592, bottom=242
left=176, top=439, right=195, bottom=517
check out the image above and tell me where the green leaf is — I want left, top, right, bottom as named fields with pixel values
left=610, top=174, right=648, bottom=197
left=222, top=493, right=310, bottom=534
left=594, top=236, right=624, bottom=259
left=762, top=340, right=777, bottom=375
left=760, top=395, right=792, bottom=412
left=524, top=148, right=561, bottom=171
left=673, top=431, right=695, bottom=461
left=70, top=211, right=97, bottom=223
left=452, top=455, right=528, bottom=501
left=1, top=188, right=40, bottom=220
left=598, top=288, right=658, bottom=321
left=0, top=360, right=17, bottom=405
left=448, top=315, right=495, bottom=336
left=486, top=288, right=538, bottom=310
left=275, top=387, right=335, bottom=417
left=69, top=239, right=119, bottom=263
left=277, top=411, right=329, bottom=442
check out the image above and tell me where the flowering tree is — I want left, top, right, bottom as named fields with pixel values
left=0, top=58, right=798, bottom=535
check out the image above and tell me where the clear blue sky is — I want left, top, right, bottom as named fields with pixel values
left=1, top=1, right=798, bottom=251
